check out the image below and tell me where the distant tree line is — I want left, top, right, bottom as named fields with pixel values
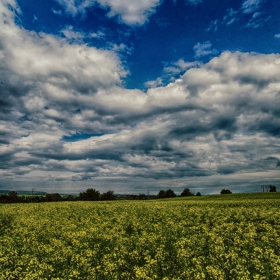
left=1, top=186, right=276, bottom=204
left=156, top=188, right=201, bottom=198
left=0, top=189, right=116, bottom=204
left=0, top=191, right=75, bottom=203
left=0, top=187, right=202, bottom=204
left=124, top=188, right=201, bottom=200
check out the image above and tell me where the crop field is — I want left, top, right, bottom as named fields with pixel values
left=1, top=193, right=280, bottom=279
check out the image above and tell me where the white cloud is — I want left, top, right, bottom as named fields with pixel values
left=241, top=0, right=264, bottom=14
left=223, top=8, right=239, bottom=26
left=193, top=41, right=218, bottom=58
left=0, top=0, right=126, bottom=153
left=51, top=8, right=62, bottom=15
left=164, top=59, right=199, bottom=74
left=32, top=15, right=38, bottom=23
left=60, top=25, right=106, bottom=44
left=90, top=30, right=105, bottom=39
left=207, top=1, right=267, bottom=32
left=206, top=19, right=219, bottom=32
left=54, top=0, right=162, bottom=25
left=109, top=43, right=133, bottom=55
left=245, top=11, right=271, bottom=29
left=185, top=0, right=202, bottom=5
left=0, top=0, right=20, bottom=13
left=145, top=77, right=163, bottom=88
left=54, top=0, right=93, bottom=18
left=161, top=59, right=201, bottom=84
left=60, top=25, right=85, bottom=42
left=163, top=66, right=181, bottom=76
left=206, top=12, right=238, bottom=32
left=174, top=59, right=200, bottom=71
left=98, top=0, right=162, bottom=25
left=1, top=0, right=280, bottom=192
left=1, top=25, right=125, bottom=92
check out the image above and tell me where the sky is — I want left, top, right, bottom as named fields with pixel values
left=0, top=0, right=280, bottom=195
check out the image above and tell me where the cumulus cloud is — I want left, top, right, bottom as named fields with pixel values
left=54, top=0, right=162, bottom=25
left=0, top=0, right=125, bottom=175
left=1, top=0, right=280, bottom=193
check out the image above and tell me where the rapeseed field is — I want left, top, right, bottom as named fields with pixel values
left=1, top=193, right=280, bottom=279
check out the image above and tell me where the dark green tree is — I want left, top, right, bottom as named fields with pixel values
left=157, top=190, right=166, bottom=199
left=196, top=192, right=201, bottom=196
left=8, top=191, right=19, bottom=202
left=79, top=188, right=100, bottom=201
left=63, top=195, right=76, bottom=201
left=221, top=189, right=232, bottom=194
left=138, top=193, right=148, bottom=200
left=165, top=189, right=176, bottom=198
left=269, top=185, right=277, bottom=192
left=46, top=193, right=62, bottom=202
left=101, top=190, right=116, bottom=200
left=181, top=188, right=193, bottom=197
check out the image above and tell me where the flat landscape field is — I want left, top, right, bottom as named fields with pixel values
left=1, top=193, right=280, bottom=279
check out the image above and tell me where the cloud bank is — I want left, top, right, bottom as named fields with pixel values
left=0, top=0, right=279, bottom=193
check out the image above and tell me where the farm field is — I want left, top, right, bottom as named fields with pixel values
left=1, top=193, right=280, bottom=279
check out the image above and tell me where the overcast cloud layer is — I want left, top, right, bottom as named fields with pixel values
left=0, top=0, right=279, bottom=194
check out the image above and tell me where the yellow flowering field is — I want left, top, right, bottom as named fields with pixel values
left=1, top=193, right=280, bottom=279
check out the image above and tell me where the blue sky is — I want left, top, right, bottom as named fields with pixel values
left=15, top=0, right=280, bottom=89
left=0, top=0, right=280, bottom=194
